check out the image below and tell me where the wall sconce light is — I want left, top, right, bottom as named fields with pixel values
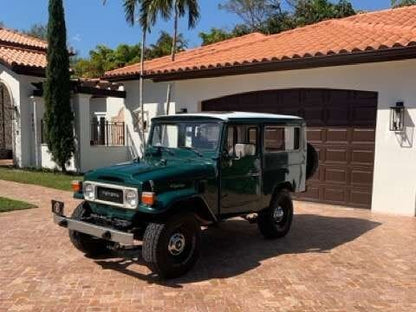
left=390, top=101, right=405, bottom=132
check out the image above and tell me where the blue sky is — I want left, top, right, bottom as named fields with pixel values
left=1, top=0, right=393, bottom=57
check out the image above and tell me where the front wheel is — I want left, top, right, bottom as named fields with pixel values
left=142, top=214, right=201, bottom=279
left=69, top=202, right=112, bottom=257
left=257, top=189, right=294, bottom=239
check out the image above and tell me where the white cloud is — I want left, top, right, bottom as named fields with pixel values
left=72, top=34, right=82, bottom=42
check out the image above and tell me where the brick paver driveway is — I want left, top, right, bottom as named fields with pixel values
left=0, top=180, right=415, bottom=312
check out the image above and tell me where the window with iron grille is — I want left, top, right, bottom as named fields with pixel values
left=90, top=117, right=125, bottom=146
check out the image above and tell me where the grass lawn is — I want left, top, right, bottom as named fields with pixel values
left=0, top=168, right=82, bottom=191
left=0, top=197, right=37, bottom=213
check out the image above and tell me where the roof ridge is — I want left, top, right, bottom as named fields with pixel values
left=333, top=18, right=416, bottom=36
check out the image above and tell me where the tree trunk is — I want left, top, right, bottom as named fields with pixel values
left=139, top=30, right=146, bottom=152
left=165, top=2, right=178, bottom=116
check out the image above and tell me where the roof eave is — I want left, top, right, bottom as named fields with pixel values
left=142, top=46, right=416, bottom=82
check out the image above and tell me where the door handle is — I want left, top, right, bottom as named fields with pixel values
left=248, top=171, right=260, bottom=177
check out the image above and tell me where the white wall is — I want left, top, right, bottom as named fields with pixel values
left=122, top=80, right=173, bottom=157
left=73, top=94, right=131, bottom=173
left=167, top=60, right=416, bottom=216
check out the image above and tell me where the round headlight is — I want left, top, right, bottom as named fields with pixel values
left=84, top=183, right=95, bottom=200
left=125, top=190, right=138, bottom=208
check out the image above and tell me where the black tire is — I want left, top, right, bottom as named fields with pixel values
left=142, top=214, right=201, bottom=279
left=257, top=189, right=294, bottom=239
left=69, top=202, right=111, bottom=257
left=306, top=143, right=319, bottom=180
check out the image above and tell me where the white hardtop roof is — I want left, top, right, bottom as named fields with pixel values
left=154, top=112, right=302, bottom=121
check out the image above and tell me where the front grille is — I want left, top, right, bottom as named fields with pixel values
left=97, top=186, right=124, bottom=204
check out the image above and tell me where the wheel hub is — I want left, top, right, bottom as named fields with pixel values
left=273, top=206, right=285, bottom=223
left=168, top=233, right=186, bottom=256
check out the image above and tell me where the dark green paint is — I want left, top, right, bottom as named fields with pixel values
left=77, top=115, right=306, bottom=222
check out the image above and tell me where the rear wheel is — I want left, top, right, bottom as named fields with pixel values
left=142, top=213, right=201, bottom=279
left=257, top=189, right=293, bottom=239
left=69, top=202, right=111, bottom=257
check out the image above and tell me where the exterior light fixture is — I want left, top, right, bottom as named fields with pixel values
left=390, top=101, right=405, bottom=132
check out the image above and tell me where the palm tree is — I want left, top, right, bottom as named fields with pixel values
left=103, top=0, right=152, bottom=151
left=141, top=0, right=200, bottom=115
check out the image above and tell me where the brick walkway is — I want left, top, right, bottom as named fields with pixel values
left=0, top=180, right=415, bottom=312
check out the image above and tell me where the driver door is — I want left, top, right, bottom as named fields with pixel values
left=220, top=124, right=262, bottom=214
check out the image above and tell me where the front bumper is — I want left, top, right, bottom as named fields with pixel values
left=52, top=200, right=134, bottom=245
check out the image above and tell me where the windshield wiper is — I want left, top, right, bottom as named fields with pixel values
left=179, top=146, right=203, bottom=157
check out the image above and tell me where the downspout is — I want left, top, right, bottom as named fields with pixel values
left=30, top=96, right=39, bottom=168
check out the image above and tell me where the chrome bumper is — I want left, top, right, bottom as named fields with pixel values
left=52, top=201, right=134, bottom=245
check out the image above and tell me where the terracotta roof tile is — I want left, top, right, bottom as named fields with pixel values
left=0, top=27, right=47, bottom=72
left=104, top=5, right=416, bottom=79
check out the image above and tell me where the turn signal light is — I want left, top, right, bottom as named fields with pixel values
left=71, top=180, right=82, bottom=193
left=141, top=192, right=156, bottom=206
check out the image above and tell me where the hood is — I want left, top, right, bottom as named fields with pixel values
left=84, top=156, right=217, bottom=188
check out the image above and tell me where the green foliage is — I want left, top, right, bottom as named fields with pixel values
left=147, top=31, right=187, bottom=58
left=201, top=0, right=356, bottom=45
left=199, top=28, right=235, bottom=46
left=292, top=0, right=355, bottom=26
left=0, top=167, right=82, bottom=191
left=73, top=44, right=140, bottom=78
left=141, top=0, right=200, bottom=31
left=22, top=23, right=48, bottom=40
left=391, top=0, right=416, bottom=7
left=0, top=197, right=36, bottom=213
left=72, top=31, right=186, bottom=78
left=219, top=0, right=280, bottom=30
left=44, top=0, right=74, bottom=172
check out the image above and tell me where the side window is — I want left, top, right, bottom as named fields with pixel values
left=264, top=126, right=301, bottom=152
left=225, top=125, right=258, bottom=156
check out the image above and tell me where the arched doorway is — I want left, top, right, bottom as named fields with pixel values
left=0, top=82, right=14, bottom=160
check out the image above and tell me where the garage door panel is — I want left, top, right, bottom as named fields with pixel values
left=350, top=188, right=372, bottom=207
left=297, top=185, right=320, bottom=201
left=351, top=169, right=373, bottom=186
left=307, top=128, right=324, bottom=143
left=201, top=88, right=376, bottom=209
left=351, top=149, right=374, bottom=165
left=351, top=128, right=376, bottom=143
left=323, top=187, right=347, bottom=204
left=325, top=148, right=349, bottom=164
left=326, top=128, right=349, bottom=144
left=324, top=167, right=348, bottom=184
left=303, top=108, right=326, bottom=126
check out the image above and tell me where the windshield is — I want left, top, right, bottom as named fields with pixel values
left=150, top=122, right=222, bottom=152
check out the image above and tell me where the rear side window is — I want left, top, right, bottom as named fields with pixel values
left=264, top=126, right=300, bottom=152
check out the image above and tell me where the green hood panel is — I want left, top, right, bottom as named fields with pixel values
left=84, top=156, right=217, bottom=189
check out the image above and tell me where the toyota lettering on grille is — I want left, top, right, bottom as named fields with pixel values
left=97, top=187, right=124, bottom=204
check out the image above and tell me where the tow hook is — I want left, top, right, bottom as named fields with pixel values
left=102, top=231, right=112, bottom=240
left=244, top=213, right=258, bottom=224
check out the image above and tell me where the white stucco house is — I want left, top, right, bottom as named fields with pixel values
left=0, top=27, right=133, bottom=172
left=1, top=6, right=415, bottom=216
left=103, top=6, right=416, bottom=216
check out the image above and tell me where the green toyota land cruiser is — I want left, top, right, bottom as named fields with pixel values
left=52, top=112, right=318, bottom=278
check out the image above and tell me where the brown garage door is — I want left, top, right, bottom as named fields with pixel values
left=202, top=89, right=377, bottom=209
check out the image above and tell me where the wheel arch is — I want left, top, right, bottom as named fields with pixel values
left=153, top=195, right=217, bottom=225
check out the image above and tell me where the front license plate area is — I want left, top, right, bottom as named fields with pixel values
left=97, top=187, right=124, bottom=204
